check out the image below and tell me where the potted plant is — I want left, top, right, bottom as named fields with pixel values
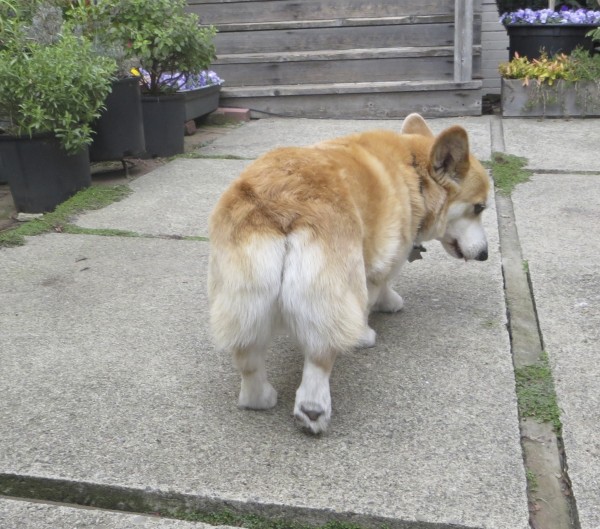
left=0, top=4, right=117, bottom=212
left=133, top=68, right=224, bottom=122
left=500, top=3, right=600, bottom=59
left=499, top=48, right=600, bottom=116
left=108, top=0, right=218, bottom=157
left=65, top=1, right=145, bottom=163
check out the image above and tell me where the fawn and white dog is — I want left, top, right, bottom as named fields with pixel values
left=208, top=114, right=490, bottom=434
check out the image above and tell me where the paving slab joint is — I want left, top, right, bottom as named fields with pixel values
left=491, top=116, right=581, bottom=529
left=0, top=474, right=481, bottom=529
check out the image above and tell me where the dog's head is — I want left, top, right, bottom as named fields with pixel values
left=402, top=113, right=490, bottom=262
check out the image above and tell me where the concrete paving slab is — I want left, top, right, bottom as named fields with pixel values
left=76, top=118, right=492, bottom=237
left=0, top=226, right=528, bottom=529
left=197, top=117, right=492, bottom=161
left=0, top=497, right=228, bottom=529
left=503, top=119, right=600, bottom=172
left=76, top=159, right=250, bottom=237
left=512, top=174, right=600, bottom=529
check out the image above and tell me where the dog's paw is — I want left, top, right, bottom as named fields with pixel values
left=374, top=288, right=404, bottom=313
left=294, top=401, right=331, bottom=434
left=238, top=381, right=277, bottom=410
left=357, top=326, right=377, bottom=349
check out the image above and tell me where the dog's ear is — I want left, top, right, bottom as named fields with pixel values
left=401, top=113, right=434, bottom=137
left=429, top=126, right=470, bottom=186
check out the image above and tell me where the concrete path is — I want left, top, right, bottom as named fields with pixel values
left=513, top=174, right=600, bottom=529
left=0, top=497, right=233, bottom=529
left=1, top=115, right=599, bottom=529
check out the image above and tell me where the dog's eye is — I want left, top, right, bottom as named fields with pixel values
left=474, top=203, right=486, bottom=215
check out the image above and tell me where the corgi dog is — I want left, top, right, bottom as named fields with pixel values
left=208, top=114, right=490, bottom=434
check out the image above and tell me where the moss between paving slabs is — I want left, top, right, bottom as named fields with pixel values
left=515, top=351, right=562, bottom=434
left=0, top=185, right=135, bottom=248
left=488, top=152, right=533, bottom=195
left=170, top=511, right=371, bottom=529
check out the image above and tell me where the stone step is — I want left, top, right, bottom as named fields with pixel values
left=188, top=0, right=455, bottom=24
left=215, top=46, right=483, bottom=86
left=218, top=80, right=483, bottom=118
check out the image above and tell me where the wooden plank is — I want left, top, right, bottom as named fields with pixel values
left=218, top=88, right=482, bottom=119
left=188, top=0, right=455, bottom=24
left=221, top=80, right=481, bottom=97
left=215, top=46, right=467, bottom=64
left=215, top=56, right=457, bottom=86
left=213, top=15, right=453, bottom=33
left=214, top=23, right=455, bottom=54
left=454, top=0, right=474, bottom=82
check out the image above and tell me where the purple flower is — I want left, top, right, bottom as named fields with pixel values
left=133, top=68, right=224, bottom=92
left=501, top=8, right=600, bottom=25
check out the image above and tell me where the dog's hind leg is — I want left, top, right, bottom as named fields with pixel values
left=280, top=230, right=368, bottom=433
left=234, top=341, right=277, bottom=409
left=208, top=234, right=286, bottom=410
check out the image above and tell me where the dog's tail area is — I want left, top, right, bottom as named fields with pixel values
left=208, top=230, right=287, bottom=352
left=208, top=226, right=367, bottom=356
left=279, top=229, right=367, bottom=356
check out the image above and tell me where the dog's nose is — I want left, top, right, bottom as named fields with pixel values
left=476, top=248, right=488, bottom=261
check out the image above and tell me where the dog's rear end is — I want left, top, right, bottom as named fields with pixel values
left=208, top=114, right=490, bottom=434
left=209, top=150, right=368, bottom=433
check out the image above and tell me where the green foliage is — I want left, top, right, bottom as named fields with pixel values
left=499, top=49, right=600, bottom=85
left=103, top=0, right=217, bottom=95
left=170, top=509, right=370, bottom=529
left=515, top=352, right=562, bottom=433
left=64, top=0, right=138, bottom=78
left=489, top=152, right=533, bottom=194
left=0, top=8, right=117, bottom=154
left=0, top=185, right=132, bottom=248
left=526, top=469, right=539, bottom=492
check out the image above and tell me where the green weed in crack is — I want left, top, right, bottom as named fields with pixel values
left=488, top=152, right=533, bottom=195
left=0, top=185, right=132, bottom=248
left=515, top=351, right=562, bottom=434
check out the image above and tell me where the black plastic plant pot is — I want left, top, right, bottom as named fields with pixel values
left=90, top=77, right=146, bottom=162
left=141, top=93, right=185, bottom=158
left=506, top=24, right=598, bottom=59
left=183, top=84, right=221, bottom=121
left=0, top=134, right=91, bottom=213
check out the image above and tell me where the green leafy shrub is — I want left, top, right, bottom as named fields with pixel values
left=64, top=0, right=138, bottom=78
left=0, top=15, right=117, bottom=153
left=499, top=48, right=600, bottom=85
left=104, top=0, right=217, bottom=95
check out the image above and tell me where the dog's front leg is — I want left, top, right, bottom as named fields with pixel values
left=373, top=284, right=404, bottom=313
left=294, top=355, right=335, bottom=434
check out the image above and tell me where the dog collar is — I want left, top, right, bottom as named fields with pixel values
left=408, top=244, right=427, bottom=262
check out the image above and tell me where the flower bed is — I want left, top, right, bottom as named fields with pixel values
left=499, top=50, right=600, bottom=117
left=500, top=8, right=600, bottom=25
left=500, top=8, right=600, bottom=59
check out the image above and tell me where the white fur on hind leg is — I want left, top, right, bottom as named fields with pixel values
left=357, top=326, right=377, bottom=349
left=373, top=285, right=404, bottom=313
left=238, top=370, right=277, bottom=409
left=294, top=361, right=332, bottom=434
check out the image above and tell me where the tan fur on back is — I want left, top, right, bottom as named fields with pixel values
left=208, top=116, right=491, bottom=433
left=210, top=129, right=461, bottom=285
